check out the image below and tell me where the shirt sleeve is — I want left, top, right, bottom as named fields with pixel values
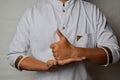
left=7, top=9, right=32, bottom=69
left=95, top=7, right=120, bottom=65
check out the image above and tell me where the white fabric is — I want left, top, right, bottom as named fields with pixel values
left=7, top=0, right=120, bottom=80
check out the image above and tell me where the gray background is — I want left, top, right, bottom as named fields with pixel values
left=0, top=0, right=120, bottom=80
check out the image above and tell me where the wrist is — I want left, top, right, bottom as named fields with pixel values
left=44, top=63, right=50, bottom=70
left=73, top=47, right=86, bottom=58
left=71, top=46, right=80, bottom=58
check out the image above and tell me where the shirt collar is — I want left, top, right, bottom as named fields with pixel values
left=49, top=0, right=75, bottom=9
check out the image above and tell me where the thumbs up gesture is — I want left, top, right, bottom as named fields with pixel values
left=50, top=29, right=86, bottom=65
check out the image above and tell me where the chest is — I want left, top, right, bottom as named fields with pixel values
left=29, top=6, right=97, bottom=49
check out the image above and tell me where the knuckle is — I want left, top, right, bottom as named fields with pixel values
left=53, top=53, right=58, bottom=57
left=50, top=44, right=54, bottom=48
left=54, top=43, right=58, bottom=48
left=52, top=50, right=55, bottom=53
left=56, top=57, right=60, bottom=60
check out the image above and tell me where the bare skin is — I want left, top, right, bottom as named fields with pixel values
left=50, top=29, right=108, bottom=65
left=19, top=28, right=107, bottom=71
left=19, top=0, right=69, bottom=71
left=60, top=0, right=68, bottom=4
left=19, top=0, right=108, bottom=71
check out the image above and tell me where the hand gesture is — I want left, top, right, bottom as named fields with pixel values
left=50, top=29, right=86, bottom=65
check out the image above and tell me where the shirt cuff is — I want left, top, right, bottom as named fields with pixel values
left=15, top=55, right=28, bottom=71
left=99, top=47, right=110, bottom=66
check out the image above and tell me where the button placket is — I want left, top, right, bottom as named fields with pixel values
left=62, top=9, right=65, bottom=13
left=62, top=4, right=66, bottom=30
left=62, top=26, right=65, bottom=30
left=61, top=4, right=66, bottom=31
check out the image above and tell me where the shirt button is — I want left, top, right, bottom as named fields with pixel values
left=62, top=26, right=65, bottom=30
left=63, top=9, right=65, bottom=12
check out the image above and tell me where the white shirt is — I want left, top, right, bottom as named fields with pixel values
left=7, top=0, right=120, bottom=80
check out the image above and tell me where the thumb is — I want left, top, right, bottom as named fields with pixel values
left=56, top=29, right=66, bottom=40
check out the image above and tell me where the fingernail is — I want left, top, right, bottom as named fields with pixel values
left=82, top=57, right=86, bottom=60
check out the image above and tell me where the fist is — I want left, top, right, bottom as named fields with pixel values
left=50, top=29, right=77, bottom=60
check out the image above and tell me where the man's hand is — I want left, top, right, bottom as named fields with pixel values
left=50, top=29, right=76, bottom=60
left=50, top=29, right=86, bottom=65
left=47, top=60, right=57, bottom=68
left=56, top=57, right=86, bottom=65
left=47, top=57, right=86, bottom=66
